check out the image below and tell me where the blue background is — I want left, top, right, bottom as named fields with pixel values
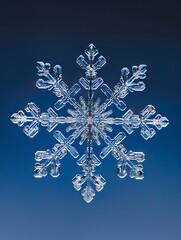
left=0, top=1, right=180, bottom=239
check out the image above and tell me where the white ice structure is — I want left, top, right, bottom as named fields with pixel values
left=11, top=44, right=169, bottom=203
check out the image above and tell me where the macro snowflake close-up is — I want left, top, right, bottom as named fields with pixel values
left=11, top=44, right=169, bottom=203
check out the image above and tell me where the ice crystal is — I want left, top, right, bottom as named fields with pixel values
left=11, top=44, right=169, bottom=203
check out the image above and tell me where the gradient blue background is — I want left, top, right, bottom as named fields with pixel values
left=0, top=1, right=180, bottom=239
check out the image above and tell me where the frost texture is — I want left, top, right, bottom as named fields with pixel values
left=11, top=44, right=169, bottom=203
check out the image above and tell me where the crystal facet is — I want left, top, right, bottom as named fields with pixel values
left=11, top=44, right=169, bottom=203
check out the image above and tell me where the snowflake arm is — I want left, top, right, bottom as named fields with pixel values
left=93, top=64, right=147, bottom=118
left=94, top=105, right=169, bottom=140
left=34, top=125, right=87, bottom=178
left=11, top=102, right=82, bottom=137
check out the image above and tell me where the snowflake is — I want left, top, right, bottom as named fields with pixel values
left=11, top=44, right=169, bottom=203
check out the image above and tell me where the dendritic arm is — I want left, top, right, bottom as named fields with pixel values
left=77, top=44, right=106, bottom=91
left=34, top=125, right=86, bottom=178
left=72, top=147, right=106, bottom=203
left=11, top=102, right=86, bottom=138
left=94, top=124, right=145, bottom=180
left=96, top=105, right=169, bottom=140
left=94, top=65, right=147, bottom=118
left=36, top=61, right=85, bottom=118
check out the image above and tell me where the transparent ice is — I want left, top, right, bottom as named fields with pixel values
left=11, top=44, right=169, bottom=203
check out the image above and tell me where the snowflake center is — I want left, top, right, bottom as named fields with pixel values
left=87, top=116, right=93, bottom=125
